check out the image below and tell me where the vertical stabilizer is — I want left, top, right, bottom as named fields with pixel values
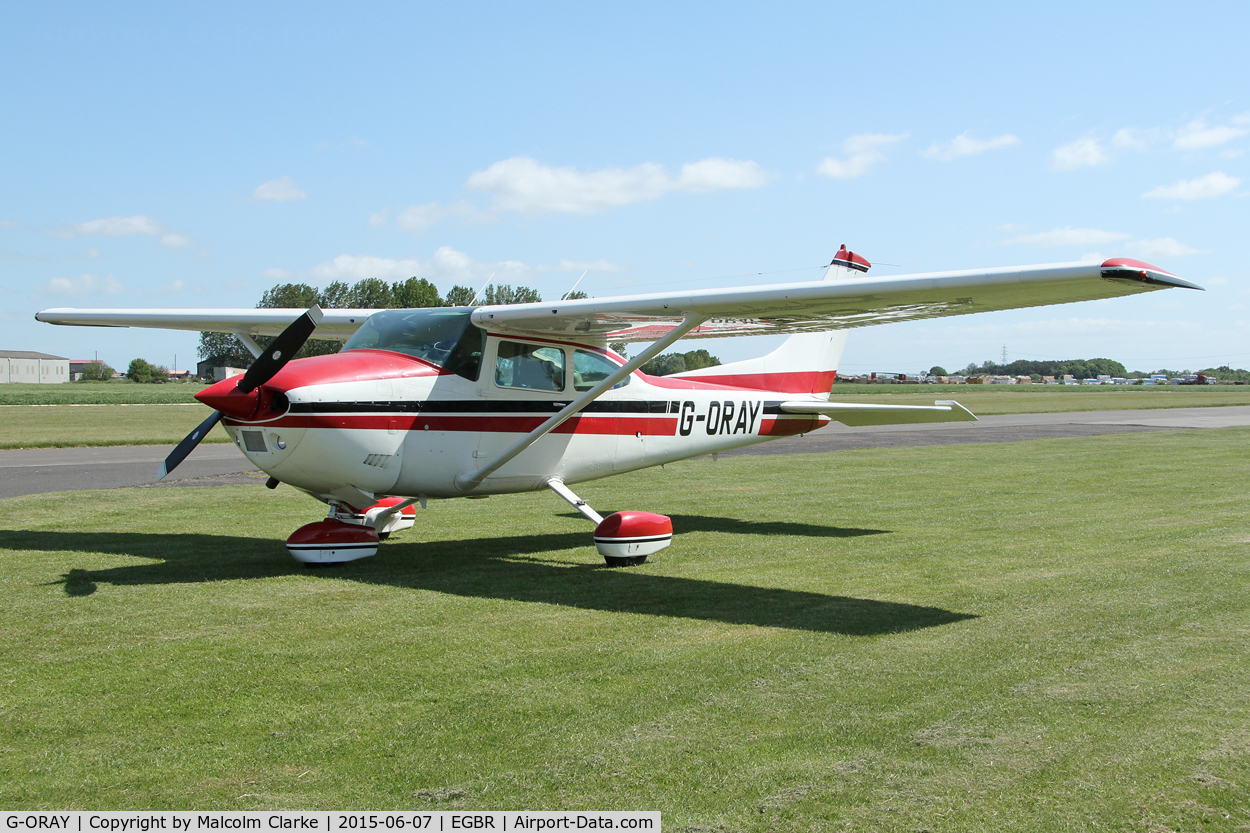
left=667, top=245, right=869, bottom=397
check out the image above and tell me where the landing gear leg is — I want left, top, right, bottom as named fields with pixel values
left=544, top=478, right=672, bottom=567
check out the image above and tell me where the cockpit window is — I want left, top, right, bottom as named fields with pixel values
left=342, top=308, right=486, bottom=381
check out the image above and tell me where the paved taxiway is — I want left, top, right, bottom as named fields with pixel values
left=2, top=405, right=1248, bottom=499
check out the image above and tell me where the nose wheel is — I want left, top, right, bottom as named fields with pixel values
left=286, top=497, right=420, bottom=565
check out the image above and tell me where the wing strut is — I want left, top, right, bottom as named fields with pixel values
left=453, top=312, right=708, bottom=492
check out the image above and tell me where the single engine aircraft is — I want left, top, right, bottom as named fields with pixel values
left=36, top=247, right=1200, bottom=566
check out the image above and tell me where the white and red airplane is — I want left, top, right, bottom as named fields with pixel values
left=36, top=248, right=1199, bottom=566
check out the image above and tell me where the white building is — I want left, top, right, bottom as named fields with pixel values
left=0, top=351, right=70, bottom=384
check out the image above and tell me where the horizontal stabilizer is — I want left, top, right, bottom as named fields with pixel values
left=779, top=399, right=977, bottom=426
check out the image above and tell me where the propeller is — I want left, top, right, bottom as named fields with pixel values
left=158, top=305, right=324, bottom=481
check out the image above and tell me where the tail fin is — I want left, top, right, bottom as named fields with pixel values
left=667, top=246, right=869, bottom=397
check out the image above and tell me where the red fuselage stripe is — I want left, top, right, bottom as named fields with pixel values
left=671, top=370, right=837, bottom=394
left=227, top=413, right=682, bottom=435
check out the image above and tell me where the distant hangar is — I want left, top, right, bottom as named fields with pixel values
left=0, top=350, right=69, bottom=384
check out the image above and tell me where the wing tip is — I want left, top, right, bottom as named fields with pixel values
left=1101, top=258, right=1204, bottom=291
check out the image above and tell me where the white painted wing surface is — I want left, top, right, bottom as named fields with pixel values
left=33, top=308, right=381, bottom=340
left=470, top=259, right=1200, bottom=343
left=780, top=399, right=977, bottom=426
left=34, top=258, right=1198, bottom=344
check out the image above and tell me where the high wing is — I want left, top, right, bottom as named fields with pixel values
left=33, top=308, right=380, bottom=340
left=473, top=258, right=1199, bottom=342
left=35, top=257, right=1199, bottom=343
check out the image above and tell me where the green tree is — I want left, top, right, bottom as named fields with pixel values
left=929, top=365, right=948, bottom=376
left=482, top=284, right=542, bottom=305
left=259, top=282, right=321, bottom=309
left=319, top=281, right=353, bottom=308
left=77, top=361, right=114, bottom=381
left=563, top=290, right=590, bottom=300
left=641, top=349, right=722, bottom=376
left=642, top=354, right=686, bottom=375
left=127, top=358, right=168, bottom=383
left=681, top=349, right=721, bottom=372
left=609, top=341, right=628, bottom=358
left=444, top=285, right=476, bottom=306
left=348, top=277, right=393, bottom=308
left=392, top=277, right=441, bottom=308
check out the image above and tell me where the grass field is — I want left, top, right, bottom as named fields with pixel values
left=0, top=381, right=205, bottom=405
left=0, top=404, right=231, bottom=448
left=2, top=384, right=1248, bottom=449
left=2, top=429, right=1248, bottom=828
left=825, top=383, right=1250, bottom=414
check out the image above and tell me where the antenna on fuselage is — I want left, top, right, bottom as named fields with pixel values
left=469, top=272, right=495, bottom=306
left=562, top=269, right=589, bottom=301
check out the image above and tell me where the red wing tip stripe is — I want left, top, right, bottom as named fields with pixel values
left=594, top=534, right=674, bottom=544
left=287, top=542, right=378, bottom=551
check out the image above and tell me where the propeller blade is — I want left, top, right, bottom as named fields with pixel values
left=237, top=305, right=324, bottom=394
left=158, top=410, right=224, bottom=481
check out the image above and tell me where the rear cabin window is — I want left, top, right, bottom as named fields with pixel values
left=342, top=308, right=486, bottom=381
left=495, top=342, right=565, bottom=392
left=573, top=349, right=629, bottom=391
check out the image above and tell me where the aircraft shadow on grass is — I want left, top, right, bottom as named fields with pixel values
left=8, top=517, right=975, bottom=636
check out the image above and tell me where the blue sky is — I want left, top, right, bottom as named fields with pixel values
left=3, top=2, right=1247, bottom=374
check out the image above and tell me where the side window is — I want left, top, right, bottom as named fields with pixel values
left=573, top=349, right=629, bottom=392
left=495, top=342, right=565, bottom=392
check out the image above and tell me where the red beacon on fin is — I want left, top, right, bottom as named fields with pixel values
left=830, top=244, right=871, bottom=273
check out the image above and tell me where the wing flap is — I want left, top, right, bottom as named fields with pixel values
left=781, top=399, right=977, bottom=426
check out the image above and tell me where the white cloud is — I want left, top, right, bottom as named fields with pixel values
left=262, top=268, right=293, bottom=280
left=1112, top=127, right=1158, bottom=151
left=367, top=210, right=388, bottom=227
left=309, top=254, right=428, bottom=282
left=674, top=158, right=770, bottom=191
left=537, top=259, right=625, bottom=273
left=1004, top=226, right=1132, bottom=247
left=1124, top=238, right=1202, bottom=258
left=66, top=215, right=195, bottom=250
left=149, top=279, right=186, bottom=296
left=1205, top=276, right=1230, bottom=286
left=465, top=156, right=767, bottom=215
left=252, top=176, right=309, bottom=202
left=395, top=200, right=490, bottom=232
left=921, top=132, right=1019, bottom=161
left=307, top=246, right=533, bottom=286
left=817, top=132, right=907, bottom=179
left=1050, top=137, right=1109, bottom=170
left=1233, top=112, right=1250, bottom=126
left=1142, top=171, right=1239, bottom=200
left=73, top=215, right=163, bottom=236
left=46, top=273, right=126, bottom=294
left=1003, top=227, right=1200, bottom=259
left=1174, top=119, right=1248, bottom=151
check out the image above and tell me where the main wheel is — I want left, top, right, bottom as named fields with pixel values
left=603, top=554, right=648, bottom=567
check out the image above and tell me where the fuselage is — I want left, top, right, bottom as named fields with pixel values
left=201, top=328, right=829, bottom=509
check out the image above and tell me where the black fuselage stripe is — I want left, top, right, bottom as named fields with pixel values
left=288, top=399, right=689, bottom=415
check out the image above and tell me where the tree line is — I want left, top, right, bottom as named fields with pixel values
left=956, top=358, right=1129, bottom=380
left=195, top=276, right=722, bottom=375
left=198, top=277, right=550, bottom=369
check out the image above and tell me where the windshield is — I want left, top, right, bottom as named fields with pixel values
left=342, top=308, right=486, bottom=381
